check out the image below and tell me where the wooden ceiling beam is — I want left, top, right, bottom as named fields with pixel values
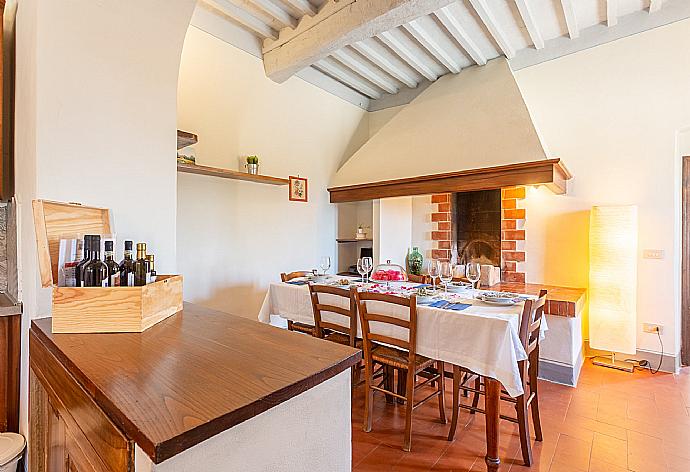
left=405, top=19, right=461, bottom=74
left=435, top=5, right=487, bottom=65
left=606, top=0, right=618, bottom=27
left=514, top=0, right=545, bottom=49
left=469, top=0, right=516, bottom=58
left=201, top=0, right=278, bottom=39
left=649, top=0, right=664, bottom=13
left=327, top=159, right=572, bottom=203
left=559, top=0, right=580, bottom=39
left=351, top=40, right=419, bottom=88
left=261, top=0, right=457, bottom=83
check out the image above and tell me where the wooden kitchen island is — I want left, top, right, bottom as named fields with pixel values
left=29, top=303, right=361, bottom=472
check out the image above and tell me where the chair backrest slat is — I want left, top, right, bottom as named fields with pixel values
left=354, top=290, right=418, bottom=371
left=309, top=284, right=358, bottom=346
left=408, top=274, right=431, bottom=284
left=281, top=270, right=312, bottom=282
left=365, top=313, right=410, bottom=329
left=368, top=333, right=409, bottom=350
left=519, top=289, right=547, bottom=355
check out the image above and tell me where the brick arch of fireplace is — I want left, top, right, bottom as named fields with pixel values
left=430, top=186, right=526, bottom=283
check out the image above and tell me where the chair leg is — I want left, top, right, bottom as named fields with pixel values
left=384, top=366, right=395, bottom=404
left=363, top=360, right=374, bottom=433
left=397, top=369, right=407, bottom=405
left=470, top=376, right=481, bottom=414
left=447, top=365, right=460, bottom=441
left=437, top=361, right=447, bottom=424
left=403, top=368, right=415, bottom=452
left=528, top=355, right=543, bottom=441
left=516, top=393, right=533, bottom=466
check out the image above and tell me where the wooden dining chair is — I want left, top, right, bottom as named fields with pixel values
left=281, top=271, right=316, bottom=335
left=309, top=285, right=363, bottom=386
left=447, top=290, right=547, bottom=466
left=407, top=274, right=431, bottom=284
left=354, top=290, right=446, bottom=452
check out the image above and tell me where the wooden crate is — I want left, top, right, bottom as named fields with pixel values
left=32, top=199, right=183, bottom=333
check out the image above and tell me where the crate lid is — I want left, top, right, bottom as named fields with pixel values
left=32, top=200, right=112, bottom=288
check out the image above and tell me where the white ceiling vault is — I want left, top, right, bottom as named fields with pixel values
left=193, top=0, right=690, bottom=110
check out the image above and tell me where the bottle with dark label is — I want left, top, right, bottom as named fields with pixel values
left=83, top=235, right=108, bottom=287
left=104, top=240, right=119, bottom=287
left=133, top=242, right=148, bottom=286
left=75, top=235, right=94, bottom=287
left=119, top=240, right=135, bottom=286
left=146, top=254, right=157, bottom=283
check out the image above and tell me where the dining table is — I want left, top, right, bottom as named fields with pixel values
left=258, top=276, right=547, bottom=471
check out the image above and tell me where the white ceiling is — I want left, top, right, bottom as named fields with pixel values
left=195, top=0, right=689, bottom=110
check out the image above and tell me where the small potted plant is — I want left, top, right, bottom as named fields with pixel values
left=245, top=155, right=259, bottom=175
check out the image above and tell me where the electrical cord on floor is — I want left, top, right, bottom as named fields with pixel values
left=624, top=328, right=664, bottom=374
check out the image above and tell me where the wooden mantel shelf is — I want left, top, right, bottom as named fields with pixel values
left=176, top=130, right=198, bottom=150
left=177, top=163, right=289, bottom=186
left=328, top=159, right=572, bottom=203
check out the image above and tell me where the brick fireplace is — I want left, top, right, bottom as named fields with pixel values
left=431, top=186, right=527, bottom=283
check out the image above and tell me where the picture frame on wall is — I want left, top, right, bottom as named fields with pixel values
left=289, top=176, right=308, bottom=202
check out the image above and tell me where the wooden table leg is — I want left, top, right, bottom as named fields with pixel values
left=484, top=378, right=501, bottom=472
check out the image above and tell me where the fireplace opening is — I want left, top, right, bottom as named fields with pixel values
left=453, top=190, right=501, bottom=266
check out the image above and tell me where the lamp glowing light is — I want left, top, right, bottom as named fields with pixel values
left=589, top=205, right=638, bottom=369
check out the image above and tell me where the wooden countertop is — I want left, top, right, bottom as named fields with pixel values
left=30, top=303, right=361, bottom=464
left=488, top=282, right=586, bottom=318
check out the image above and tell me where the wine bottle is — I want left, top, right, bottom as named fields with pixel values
left=83, top=235, right=108, bottom=287
left=75, top=235, right=93, bottom=287
left=133, top=242, right=148, bottom=286
left=104, top=240, right=119, bottom=287
left=146, top=254, right=157, bottom=283
left=119, top=240, right=135, bottom=286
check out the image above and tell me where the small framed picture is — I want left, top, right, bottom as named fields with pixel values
left=289, top=176, right=308, bottom=202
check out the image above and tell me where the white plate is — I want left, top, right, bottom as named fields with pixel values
left=446, top=282, right=472, bottom=293
left=477, top=295, right=519, bottom=306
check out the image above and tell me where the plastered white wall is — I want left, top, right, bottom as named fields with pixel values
left=331, top=58, right=547, bottom=187
left=176, top=27, right=367, bottom=319
left=514, top=18, right=690, bottom=355
left=15, top=0, right=196, bottom=434
left=373, top=197, right=413, bottom=266
left=135, top=371, right=352, bottom=472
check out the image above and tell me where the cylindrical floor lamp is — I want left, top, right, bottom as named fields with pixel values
left=589, top=205, right=638, bottom=371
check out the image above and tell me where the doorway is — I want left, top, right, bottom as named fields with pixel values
left=682, top=156, right=690, bottom=365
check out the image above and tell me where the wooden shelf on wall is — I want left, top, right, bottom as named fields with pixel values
left=177, top=163, right=289, bottom=186
left=177, top=130, right=198, bottom=150
left=336, top=238, right=373, bottom=243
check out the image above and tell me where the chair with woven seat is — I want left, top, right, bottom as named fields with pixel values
left=309, top=284, right=363, bottom=386
left=309, top=284, right=359, bottom=348
left=447, top=290, right=547, bottom=466
left=354, top=290, right=446, bottom=452
left=281, top=271, right=316, bottom=335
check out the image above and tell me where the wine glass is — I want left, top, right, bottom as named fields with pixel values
left=466, top=262, right=481, bottom=297
left=357, top=258, right=367, bottom=284
left=439, top=261, right=453, bottom=293
left=320, top=256, right=331, bottom=276
left=427, top=259, right=439, bottom=291
left=362, top=257, right=373, bottom=283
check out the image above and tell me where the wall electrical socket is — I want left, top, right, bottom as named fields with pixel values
left=642, top=249, right=665, bottom=259
left=642, top=323, right=663, bottom=334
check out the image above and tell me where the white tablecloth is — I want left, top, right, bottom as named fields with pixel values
left=258, top=281, right=547, bottom=397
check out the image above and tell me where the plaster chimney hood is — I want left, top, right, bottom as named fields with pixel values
left=328, top=58, right=571, bottom=203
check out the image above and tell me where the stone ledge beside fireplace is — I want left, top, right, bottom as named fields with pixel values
left=488, top=282, right=586, bottom=318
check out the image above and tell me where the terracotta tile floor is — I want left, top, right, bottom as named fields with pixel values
left=351, top=362, right=690, bottom=471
